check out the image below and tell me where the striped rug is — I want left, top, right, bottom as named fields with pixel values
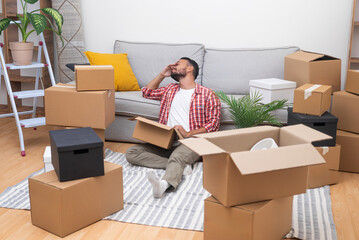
left=0, top=149, right=337, bottom=239
left=285, top=186, right=337, bottom=240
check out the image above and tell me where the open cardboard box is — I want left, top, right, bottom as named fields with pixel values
left=284, top=50, right=341, bottom=92
left=180, top=124, right=331, bottom=207
left=131, top=116, right=183, bottom=149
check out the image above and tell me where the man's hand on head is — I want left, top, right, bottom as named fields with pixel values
left=146, top=62, right=178, bottom=89
left=160, top=63, right=176, bottom=78
left=173, top=125, right=190, bottom=138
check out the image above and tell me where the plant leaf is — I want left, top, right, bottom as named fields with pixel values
left=41, top=8, right=63, bottom=35
left=215, top=90, right=286, bottom=128
left=0, top=19, right=11, bottom=35
left=25, top=0, right=39, bottom=4
left=28, top=13, right=47, bottom=35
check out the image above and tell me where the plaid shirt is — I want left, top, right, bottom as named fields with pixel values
left=142, top=83, right=221, bottom=132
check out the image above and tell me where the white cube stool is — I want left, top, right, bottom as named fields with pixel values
left=43, top=146, right=54, bottom=172
left=249, top=78, right=296, bottom=104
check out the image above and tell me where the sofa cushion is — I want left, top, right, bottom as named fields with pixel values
left=113, top=40, right=205, bottom=88
left=115, top=91, right=161, bottom=119
left=202, top=46, right=299, bottom=95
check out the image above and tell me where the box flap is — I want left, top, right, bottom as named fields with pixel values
left=194, top=125, right=277, bottom=139
left=132, top=116, right=173, bottom=130
left=230, top=144, right=325, bottom=175
left=179, top=138, right=226, bottom=156
left=281, top=124, right=332, bottom=144
left=287, top=51, right=324, bottom=62
left=174, top=128, right=184, bottom=140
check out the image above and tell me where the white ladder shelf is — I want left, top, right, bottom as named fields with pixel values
left=0, top=31, right=56, bottom=157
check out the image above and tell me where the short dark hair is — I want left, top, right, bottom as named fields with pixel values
left=181, top=57, right=199, bottom=79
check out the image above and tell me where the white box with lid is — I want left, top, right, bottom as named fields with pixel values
left=249, top=78, right=296, bottom=104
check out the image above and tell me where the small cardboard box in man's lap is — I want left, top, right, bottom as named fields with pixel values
left=131, top=116, right=183, bottom=149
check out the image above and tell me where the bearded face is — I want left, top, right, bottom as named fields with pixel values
left=170, top=62, right=188, bottom=82
left=170, top=71, right=186, bottom=82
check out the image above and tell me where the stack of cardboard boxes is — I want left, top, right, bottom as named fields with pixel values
left=29, top=66, right=122, bottom=237
left=332, top=70, right=359, bottom=173
left=287, top=84, right=341, bottom=188
left=284, top=50, right=342, bottom=189
left=180, top=124, right=331, bottom=240
left=44, top=65, right=116, bottom=147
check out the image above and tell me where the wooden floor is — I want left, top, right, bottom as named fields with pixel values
left=0, top=115, right=358, bottom=239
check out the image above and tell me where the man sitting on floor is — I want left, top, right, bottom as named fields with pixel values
left=126, top=57, right=221, bottom=198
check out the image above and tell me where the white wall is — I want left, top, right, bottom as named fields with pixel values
left=0, top=0, right=355, bottom=105
left=80, top=0, right=354, bottom=90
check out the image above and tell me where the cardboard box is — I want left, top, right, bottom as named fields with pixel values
left=287, top=107, right=338, bottom=146
left=49, top=128, right=104, bottom=182
left=180, top=124, right=331, bottom=206
left=332, top=91, right=359, bottom=134
left=284, top=50, right=341, bottom=92
left=43, top=146, right=54, bottom=172
left=346, top=70, right=359, bottom=95
left=29, top=162, right=123, bottom=237
left=204, top=196, right=292, bottom=240
left=131, top=116, right=183, bottom=149
left=336, top=130, right=359, bottom=173
left=292, top=84, right=332, bottom=116
left=45, top=84, right=115, bottom=129
left=307, top=145, right=341, bottom=189
left=75, top=65, right=115, bottom=91
left=249, top=78, right=296, bottom=104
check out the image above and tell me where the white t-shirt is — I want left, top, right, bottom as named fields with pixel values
left=167, top=88, right=195, bottom=132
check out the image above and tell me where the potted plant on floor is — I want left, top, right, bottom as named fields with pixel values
left=216, top=91, right=287, bottom=128
left=0, top=0, right=63, bottom=65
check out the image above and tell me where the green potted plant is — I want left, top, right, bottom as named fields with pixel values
left=216, top=91, right=287, bottom=128
left=0, top=0, right=63, bottom=65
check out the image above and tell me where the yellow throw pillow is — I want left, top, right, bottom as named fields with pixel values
left=84, top=51, right=141, bottom=91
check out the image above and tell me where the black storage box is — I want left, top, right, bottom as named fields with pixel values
left=287, top=107, right=338, bottom=146
left=49, top=127, right=104, bottom=182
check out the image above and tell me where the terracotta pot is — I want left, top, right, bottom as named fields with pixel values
left=9, top=42, right=34, bottom=66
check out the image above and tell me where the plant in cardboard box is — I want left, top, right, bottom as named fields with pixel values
left=216, top=91, right=287, bottom=128
left=0, top=0, right=63, bottom=65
